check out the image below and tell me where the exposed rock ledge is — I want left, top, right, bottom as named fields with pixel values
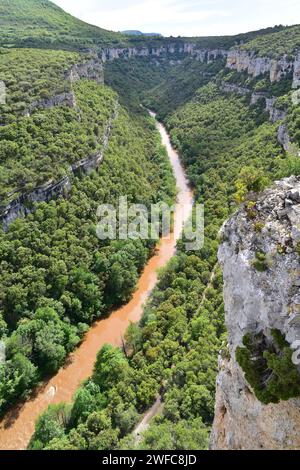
left=0, top=102, right=119, bottom=230
left=211, top=176, right=300, bottom=450
left=219, top=82, right=292, bottom=151
left=99, top=43, right=228, bottom=64
left=227, top=50, right=300, bottom=88
left=220, top=82, right=287, bottom=122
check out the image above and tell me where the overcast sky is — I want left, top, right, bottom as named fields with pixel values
left=54, top=0, right=300, bottom=37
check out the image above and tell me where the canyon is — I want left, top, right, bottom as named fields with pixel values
left=0, top=113, right=194, bottom=450
left=2, top=41, right=298, bottom=230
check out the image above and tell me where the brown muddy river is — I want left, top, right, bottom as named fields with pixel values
left=0, top=112, right=194, bottom=450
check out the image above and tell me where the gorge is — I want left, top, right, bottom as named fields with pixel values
left=0, top=0, right=300, bottom=452
left=0, top=114, right=193, bottom=450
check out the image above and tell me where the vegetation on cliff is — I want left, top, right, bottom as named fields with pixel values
left=236, top=330, right=300, bottom=404
left=0, top=79, right=117, bottom=204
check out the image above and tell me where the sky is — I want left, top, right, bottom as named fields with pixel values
left=54, top=0, right=300, bottom=37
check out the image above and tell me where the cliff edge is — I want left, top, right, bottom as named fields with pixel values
left=211, top=176, right=300, bottom=450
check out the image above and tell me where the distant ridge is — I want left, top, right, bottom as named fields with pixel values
left=122, top=30, right=163, bottom=37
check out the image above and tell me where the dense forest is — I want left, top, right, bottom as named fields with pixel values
left=0, top=0, right=300, bottom=452
left=29, top=82, right=289, bottom=450
left=0, top=57, right=176, bottom=413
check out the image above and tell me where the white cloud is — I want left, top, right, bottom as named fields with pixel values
left=54, top=0, right=300, bottom=36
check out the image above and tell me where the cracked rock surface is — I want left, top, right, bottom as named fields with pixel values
left=211, top=176, right=300, bottom=450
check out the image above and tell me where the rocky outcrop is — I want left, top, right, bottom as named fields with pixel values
left=220, top=82, right=250, bottom=96
left=0, top=102, right=119, bottom=229
left=265, top=97, right=287, bottom=123
left=226, top=49, right=299, bottom=88
left=22, top=59, right=104, bottom=117
left=67, top=59, right=104, bottom=84
left=278, top=123, right=292, bottom=152
left=0, top=177, right=72, bottom=229
left=211, top=176, right=300, bottom=450
left=99, top=43, right=228, bottom=64
left=219, top=81, right=294, bottom=151
left=220, top=82, right=288, bottom=126
left=26, top=91, right=77, bottom=115
left=99, top=43, right=299, bottom=90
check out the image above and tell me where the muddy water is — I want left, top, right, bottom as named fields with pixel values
left=0, top=112, right=193, bottom=450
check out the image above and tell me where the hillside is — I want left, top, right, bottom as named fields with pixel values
left=240, top=23, right=300, bottom=56
left=0, top=0, right=125, bottom=50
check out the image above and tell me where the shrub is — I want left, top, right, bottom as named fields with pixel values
left=252, top=251, right=268, bottom=272
left=236, top=330, right=300, bottom=404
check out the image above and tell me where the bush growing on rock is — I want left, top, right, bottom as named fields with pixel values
left=236, top=330, right=300, bottom=404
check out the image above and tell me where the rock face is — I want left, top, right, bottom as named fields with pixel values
left=211, top=176, right=300, bottom=450
left=293, top=53, right=300, bottom=89
left=99, top=43, right=228, bottom=64
left=226, top=50, right=299, bottom=88
left=265, top=98, right=287, bottom=123
left=68, top=59, right=104, bottom=84
left=22, top=59, right=104, bottom=116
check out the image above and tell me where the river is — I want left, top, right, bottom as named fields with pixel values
left=0, top=112, right=194, bottom=450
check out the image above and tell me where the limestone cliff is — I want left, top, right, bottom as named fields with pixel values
left=226, top=50, right=300, bottom=88
left=211, top=176, right=300, bottom=450
left=99, top=43, right=228, bottom=64
left=99, top=43, right=300, bottom=91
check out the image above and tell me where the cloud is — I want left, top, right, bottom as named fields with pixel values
left=54, top=0, right=300, bottom=36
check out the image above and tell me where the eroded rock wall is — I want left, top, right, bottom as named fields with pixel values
left=226, top=50, right=299, bottom=88
left=99, top=44, right=229, bottom=63
left=211, top=176, right=300, bottom=450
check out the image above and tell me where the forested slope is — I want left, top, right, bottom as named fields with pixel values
left=0, top=0, right=125, bottom=50
left=0, top=0, right=290, bottom=51
left=0, top=50, right=115, bottom=203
